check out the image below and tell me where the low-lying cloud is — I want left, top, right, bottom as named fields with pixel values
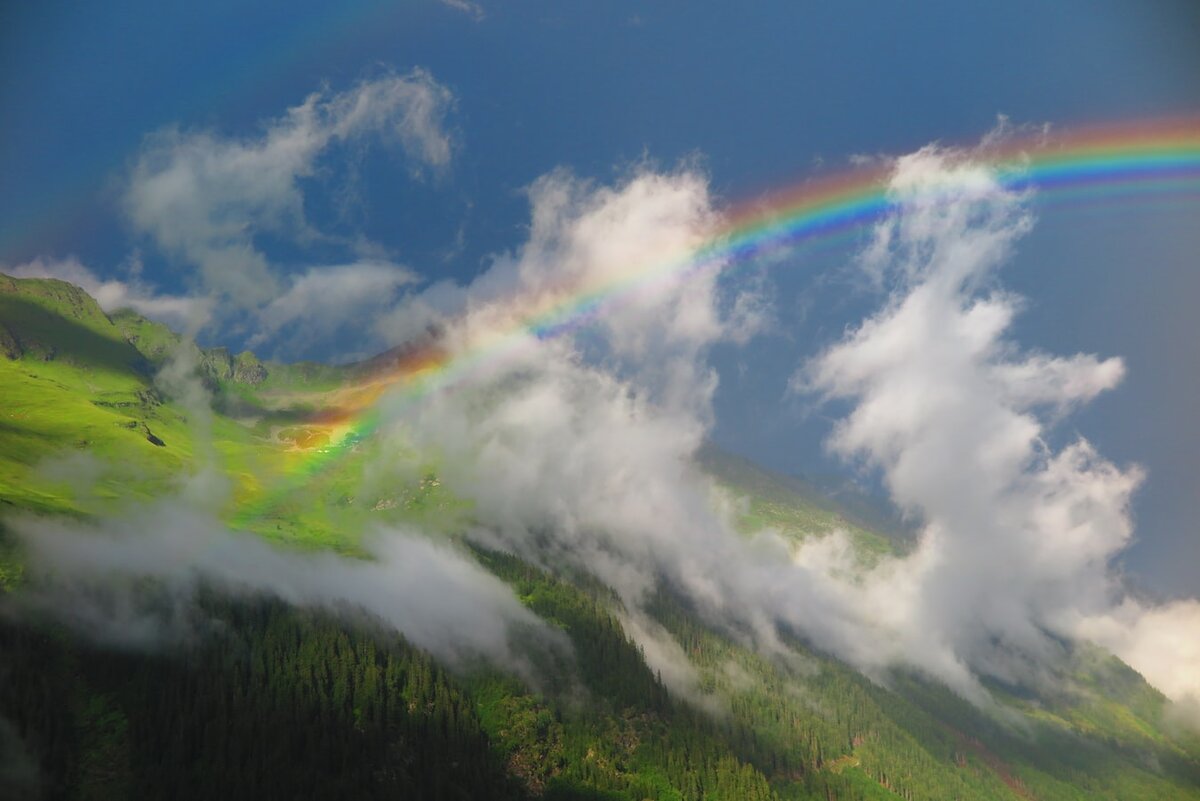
left=8, top=472, right=554, bottom=672
left=372, top=140, right=1200, bottom=714
left=6, top=345, right=558, bottom=678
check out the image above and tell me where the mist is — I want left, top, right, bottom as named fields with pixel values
left=5, top=344, right=561, bottom=679
left=7, top=471, right=558, bottom=674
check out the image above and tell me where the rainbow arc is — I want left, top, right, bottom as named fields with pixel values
left=240, top=117, right=1200, bottom=515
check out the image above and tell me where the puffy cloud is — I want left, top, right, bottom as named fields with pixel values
left=365, top=167, right=788, bottom=694
left=402, top=342, right=716, bottom=606
left=377, top=166, right=754, bottom=542
left=798, top=142, right=1199, bottom=704
left=6, top=256, right=209, bottom=330
left=124, top=70, right=455, bottom=307
left=379, top=168, right=761, bottom=416
left=507, top=169, right=728, bottom=414
left=378, top=143, right=1199, bottom=713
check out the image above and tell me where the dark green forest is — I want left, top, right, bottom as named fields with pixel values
left=4, top=556, right=1200, bottom=800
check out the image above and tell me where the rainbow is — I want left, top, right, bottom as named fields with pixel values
left=240, top=117, right=1200, bottom=516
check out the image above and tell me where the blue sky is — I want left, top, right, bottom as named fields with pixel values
left=2, top=0, right=1198, bottom=596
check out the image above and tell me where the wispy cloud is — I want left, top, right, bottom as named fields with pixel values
left=249, top=261, right=418, bottom=357
left=6, top=336, right=562, bottom=677
left=124, top=69, right=455, bottom=310
left=439, top=0, right=485, bottom=22
left=11, top=491, right=553, bottom=671
left=7, top=70, right=458, bottom=359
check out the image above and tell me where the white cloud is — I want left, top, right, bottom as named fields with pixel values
left=360, top=159, right=1033, bottom=702
left=373, top=277, right=466, bottom=345
left=1074, top=599, right=1200, bottom=726
left=9, top=469, right=556, bottom=673
left=798, top=141, right=1200, bottom=705
left=378, top=168, right=759, bottom=416
left=325, top=68, right=456, bottom=169
left=6, top=256, right=209, bottom=330
left=250, top=261, right=418, bottom=356
left=370, top=168, right=815, bottom=681
left=8, top=71, right=457, bottom=358
left=439, top=0, right=485, bottom=21
left=377, top=145, right=1200, bottom=713
left=124, top=70, right=455, bottom=308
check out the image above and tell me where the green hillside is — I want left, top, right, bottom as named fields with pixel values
left=696, top=445, right=902, bottom=566
left=1, top=273, right=1198, bottom=800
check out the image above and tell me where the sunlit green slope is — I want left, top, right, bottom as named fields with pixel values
left=1, top=273, right=1198, bottom=801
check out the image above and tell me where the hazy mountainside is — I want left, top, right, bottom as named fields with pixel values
left=1, top=273, right=1198, bottom=800
left=695, top=445, right=909, bottom=564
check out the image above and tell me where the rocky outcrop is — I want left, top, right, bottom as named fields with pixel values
left=0, top=322, right=21, bottom=359
left=143, top=424, right=166, bottom=447
left=232, top=351, right=267, bottom=385
left=197, top=347, right=269, bottom=386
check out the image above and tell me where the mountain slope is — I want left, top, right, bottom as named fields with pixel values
left=1, top=274, right=1198, bottom=800
left=697, top=445, right=904, bottom=565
